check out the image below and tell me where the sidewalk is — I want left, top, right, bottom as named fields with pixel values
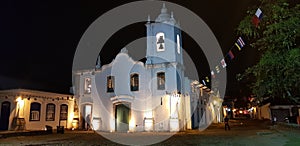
left=0, top=129, right=94, bottom=139
left=0, top=130, right=52, bottom=138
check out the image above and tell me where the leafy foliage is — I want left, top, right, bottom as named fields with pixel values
left=237, top=0, right=300, bottom=103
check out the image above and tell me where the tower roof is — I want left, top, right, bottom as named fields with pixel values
left=155, top=3, right=177, bottom=25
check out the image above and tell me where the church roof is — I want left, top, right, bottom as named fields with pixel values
left=0, top=88, right=73, bottom=97
left=155, top=3, right=177, bottom=25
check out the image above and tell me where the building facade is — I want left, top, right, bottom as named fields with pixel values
left=73, top=4, right=218, bottom=132
left=0, top=89, right=77, bottom=131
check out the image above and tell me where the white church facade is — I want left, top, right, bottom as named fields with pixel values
left=73, top=4, right=219, bottom=132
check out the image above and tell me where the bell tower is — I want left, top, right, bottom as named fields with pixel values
left=145, top=3, right=183, bottom=66
left=144, top=3, right=186, bottom=132
left=145, top=3, right=184, bottom=94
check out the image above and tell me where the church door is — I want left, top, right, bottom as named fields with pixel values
left=115, top=104, right=130, bottom=132
left=83, top=104, right=92, bottom=130
left=0, top=101, right=11, bottom=130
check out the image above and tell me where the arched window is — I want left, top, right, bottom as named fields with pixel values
left=157, top=72, right=165, bottom=90
left=130, top=73, right=139, bottom=91
left=84, top=77, right=92, bottom=94
left=107, top=76, right=115, bottom=92
left=156, top=32, right=165, bottom=52
left=30, top=102, right=41, bottom=121
left=177, top=34, right=180, bottom=54
left=60, top=104, right=68, bottom=120
left=46, top=103, right=55, bottom=121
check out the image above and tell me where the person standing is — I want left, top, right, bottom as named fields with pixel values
left=224, top=116, right=230, bottom=131
left=85, top=114, right=91, bottom=130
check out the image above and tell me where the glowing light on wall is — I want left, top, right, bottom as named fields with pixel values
left=129, top=117, right=135, bottom=132
left=110, top=117, right=115, bottom=132
left=144, top=110, right=153, bottom=118
left=16, top=96, right=25, bottom=118
left=170, top=94, right=180, bottom=119
left=72, top=118, right=79, bottom=130
left=144, top=118, right=153, bottom=131
left=68, top=112, right=75, bottom=129
left=223, top=107, right=227, bottom=117
left=16, top=96, right=25, bottom=109
left=92, top=119, right=100, bottom=130
left=165, top=95, right=170, bottom=114
left=169, top=119, right=179, bottom=132
left=213, top=100, right=217, bottom=106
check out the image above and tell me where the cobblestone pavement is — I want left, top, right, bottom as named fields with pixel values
left=0, top=119, right=299, bottom=146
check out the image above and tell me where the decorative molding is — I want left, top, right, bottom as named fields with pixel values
left=110, top=95, right=134, bottom=104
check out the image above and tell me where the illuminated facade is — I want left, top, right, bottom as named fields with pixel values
left=73, top=4, right=216, bottom=132
left=0, top=89, right=77, bottom=131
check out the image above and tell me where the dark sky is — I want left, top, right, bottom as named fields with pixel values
left=0, top=0, right=260, bottom=96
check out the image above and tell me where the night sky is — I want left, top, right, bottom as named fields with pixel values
left=0, top=0, right=260, bottom=97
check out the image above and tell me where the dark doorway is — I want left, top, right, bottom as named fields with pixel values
left=0, top=101, right=11, bottom=130
left=82, top=104, right=92, bottom=130
left=115, top=104, right=130, bottom=132
left=271, top=109, right=290, bottom=122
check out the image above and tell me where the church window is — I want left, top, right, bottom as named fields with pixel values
left=84, top=78, right=92, bottom=94
left=107, top=76, right=114, bottom=93
left=130, top=73, right=139, bottom=91
left=30, top=102, right=41, bottom=121
left=177, top=34, right=180, bottom=54
left=46, top=103, right=55, bottom=121
left=157, top=72, right=165, bottom=90
left=156, top=32, right=165, bottom=52
left=60, top=104, right=68, bottom=120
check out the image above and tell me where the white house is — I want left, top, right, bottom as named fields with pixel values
left=73, top=4, right=217, bottom=132
left=0, top=89, right=77, bottom=131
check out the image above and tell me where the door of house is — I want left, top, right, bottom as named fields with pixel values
left=115, top=104, right=130, bottom=132
left=0, top=101, right=11, bottom=130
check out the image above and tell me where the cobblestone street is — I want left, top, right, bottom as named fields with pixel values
left=1, top=119, right=300, bottom=146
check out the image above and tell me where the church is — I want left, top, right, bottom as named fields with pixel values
left=73, top=4, right=218, bottom=132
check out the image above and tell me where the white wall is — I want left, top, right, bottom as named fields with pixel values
left=0, top=91, right=74, bottom=131
left=76, top=45, right=194, bottom=132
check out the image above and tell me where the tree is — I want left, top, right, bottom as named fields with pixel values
left=236, top=0, right=300, bottom=103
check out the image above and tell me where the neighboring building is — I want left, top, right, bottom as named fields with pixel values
left=0, top=89, right=77, bottom=131
left=256, top=97, right=300, bottom=124
left=190, top=81, right=222, bottom=129
left=269, top=98, right=300, bottom=123
left=257, top=103, right=271, bottom=120
left=73, top=4, right=219, bottom=132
